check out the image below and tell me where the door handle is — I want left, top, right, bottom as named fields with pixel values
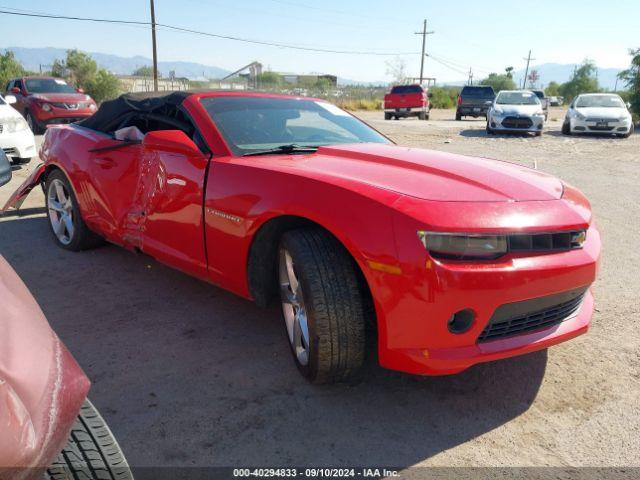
left=93, top=157, right=115, bottom=169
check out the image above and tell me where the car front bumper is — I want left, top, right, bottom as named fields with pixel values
left=489, top=113, right=545, bottom=132
left=570, top=117, right=632, bottom=134
left=367, top=211, right=600, bottom=376
left=0, top=128, right=37, bottom=159
left=31, top=105, right=95, bottom=125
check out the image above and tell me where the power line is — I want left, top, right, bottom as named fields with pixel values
left=0, top=9, right=420, bottom=56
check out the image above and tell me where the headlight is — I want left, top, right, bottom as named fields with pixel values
left=417, top=231, right=507, bottom=260
left=575, top=111, right=586, bottom=120
left=534, top=110, right=544, bottom=116
left=492, top=109, right=503, bottom=116
left=3, top=117, right=28, bottom=132
left=40, top=103, right=52, bottom=112
left=89, top=103, right=97, bottom=111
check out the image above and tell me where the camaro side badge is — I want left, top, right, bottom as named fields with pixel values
left=207, top=208, right=242, bottom=224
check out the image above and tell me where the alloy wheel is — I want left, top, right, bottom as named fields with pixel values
left=47, top=178, right=75, bottom=245
left=279, top=247, right=310, bottom=366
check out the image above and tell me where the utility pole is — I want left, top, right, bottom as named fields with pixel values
left=150, top=0, right=159, bottom=92
left=414, top=19, right=434, bottom=84
left=468, top=67, right=474, bottom=86
left=522, top=50, right=535, bottom=89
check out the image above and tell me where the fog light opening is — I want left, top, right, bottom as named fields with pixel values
left=448, top=309, right=475, bottom=334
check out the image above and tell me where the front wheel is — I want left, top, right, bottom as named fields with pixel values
left=278, top=228, right=366, bottom=384
left=45, top=170, right=103, bottom=251
left=25, top=111, right=44, bottom=134
left=562, top=121, right=571, bottom=135
left=623, top=123, right=634, bottom=138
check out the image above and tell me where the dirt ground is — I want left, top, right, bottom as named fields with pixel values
left=0, top=107, right=638, bottom=470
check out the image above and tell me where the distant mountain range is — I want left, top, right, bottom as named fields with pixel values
left=1, top=47, right=626, bottom=89
left=1, top=46, right=231, bottom=80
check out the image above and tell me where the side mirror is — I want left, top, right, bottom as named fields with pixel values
left=142, top=130, right=201, bottom=156
left=627, top=102, right=632, bottom=110
left=4, top=94, right=16, bottom=105
left=11, top=87, right=20, bottom=94
left=0, top=150, right=12, bottom=187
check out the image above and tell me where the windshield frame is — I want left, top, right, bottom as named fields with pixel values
left=575, top=94, right=625, bottom=109
left=495, top=91, right=541, bottom=106
left=24, top=78, right=77, bottom=94
left=199, top=95, right=392, bottom=157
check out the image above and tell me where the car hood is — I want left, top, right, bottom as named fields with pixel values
left=493, top=104, right=542, bottom=115
left=272, top=143, right=563, bottom=202
left=29, top=93, right=91, bottom=103
left=575, top=107, right=629, bottom=119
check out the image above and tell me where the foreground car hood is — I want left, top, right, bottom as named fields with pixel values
left=29, top=93, right=90, bottom=103
left=0, top=256, right=89, bottom=475
left=291, top=144, right=563, bottom=202
left=575, top=107, right=629, bottom=119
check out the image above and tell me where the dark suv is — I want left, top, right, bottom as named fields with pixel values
left=456, top=85, right=495, bottom=120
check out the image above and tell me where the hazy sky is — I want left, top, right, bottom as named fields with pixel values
left=1, top=0, right=638, bottom=82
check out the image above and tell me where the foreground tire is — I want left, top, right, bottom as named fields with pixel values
left=278, top=228, right=366, bottom=384
left=46, top=399, right=133, bottom=480
left=45, top=169, right=103, bottom=251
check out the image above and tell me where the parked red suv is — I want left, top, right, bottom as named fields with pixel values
left=6, top=76, right=97, bottom=134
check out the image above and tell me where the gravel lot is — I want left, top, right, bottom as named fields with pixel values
left=0, top=107, right=638, bottom=470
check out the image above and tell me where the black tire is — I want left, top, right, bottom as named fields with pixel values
left=562, top=121, right=571, bottom=135
left=46, top=399, right=133, bottom=480
left=45, top=169, right=104, bottom=251
left=455, top=112, right=462, bottom=121
left=384, top=112, right=392, bottom=120
left=425, top=112, right=430, bottom=120
left=279, top=228, right=366, bottom=384
left=25, top=110, right=44, bottom=134
left=623, top=123, right=634, bottom=138
left=12, top=157, right=32, bottom=165
left=535, top=131, right=543, bottom=137
left=418, top=111, right=427, bottom=121
left=486, top=124, right=495, bottom=135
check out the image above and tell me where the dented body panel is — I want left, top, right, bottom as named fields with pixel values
left=0, top=256, right=90, bottom=478
left=2, top=92, right=601, bottom=376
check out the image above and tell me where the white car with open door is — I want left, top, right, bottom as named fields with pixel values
left=0, top=94, right=37, bottom=164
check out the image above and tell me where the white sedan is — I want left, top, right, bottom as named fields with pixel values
left=562, top=93, right=634, bottom=138
left=0, top=94, right=37, bottom=164
left=486, top=90, right=545, bottom=136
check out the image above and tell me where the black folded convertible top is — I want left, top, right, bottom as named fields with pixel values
left=78, top=91, right=192, bottom=133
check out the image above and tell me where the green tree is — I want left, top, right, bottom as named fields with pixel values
left=505, top=66, right=514, bottom=79
left=618, top=48, right=640, bottom=117
left=479, top=72, right=517, bottom=92
left=65, top=49, right=98, bottom=88
left=429, top=86, right=460, bottom=109
left=0, top=50, right=26, bottom=89
left=256, top=71, right=282, bottom=88
left=558, top=60, right=599, bottom=102
left=133, top=65, right=155, bottom=77
left=545, top=81, right=561, bottom=96
left=85, top=69, right=121, bottom=103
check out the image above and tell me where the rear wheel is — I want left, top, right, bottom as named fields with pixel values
left=455, top=112, right=462, bottom=121
left=418, top=111, right=427, bottom=121
left=278, top=228, right=366, bottom=384
left=45, top=170, right=103, bottom=251
left=384, top=112, right=392, bottom=120
left=46, top=400, right=133, bottom=480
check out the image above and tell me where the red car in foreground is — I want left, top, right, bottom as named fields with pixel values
left=3, top=91, right=600, bottom=383
left=5, top=76, right=97, bottom=134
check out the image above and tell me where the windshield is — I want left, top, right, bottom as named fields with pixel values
left=201, top=96, right=390, bottom=156
left=390, top=85, right=422, bottom=94
left=575, top=95, right=625, bottom=108
left=496, top=91, right=540, bottom=105
left=25, top=78, right=77, bottom=94
left=461, top=86, right=494, bottom=97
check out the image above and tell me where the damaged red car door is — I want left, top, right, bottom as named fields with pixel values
left=137, top=130, right=210, bottom=278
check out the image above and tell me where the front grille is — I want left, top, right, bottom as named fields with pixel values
left=51, top=102, right=83, bottom=110
left=586, top=117, right=616, bottom=122
left=478, top=288, right=587, bottom=343
left=501, top=116, right=533, bottom=129
left=508, top=231, right=584, bottom=253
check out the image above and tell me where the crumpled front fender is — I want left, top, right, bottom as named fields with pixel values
left=1, top=163, right=46, bottom=213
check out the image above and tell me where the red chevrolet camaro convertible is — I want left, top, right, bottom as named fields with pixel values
left=3, top=91, right=601, bottom=383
